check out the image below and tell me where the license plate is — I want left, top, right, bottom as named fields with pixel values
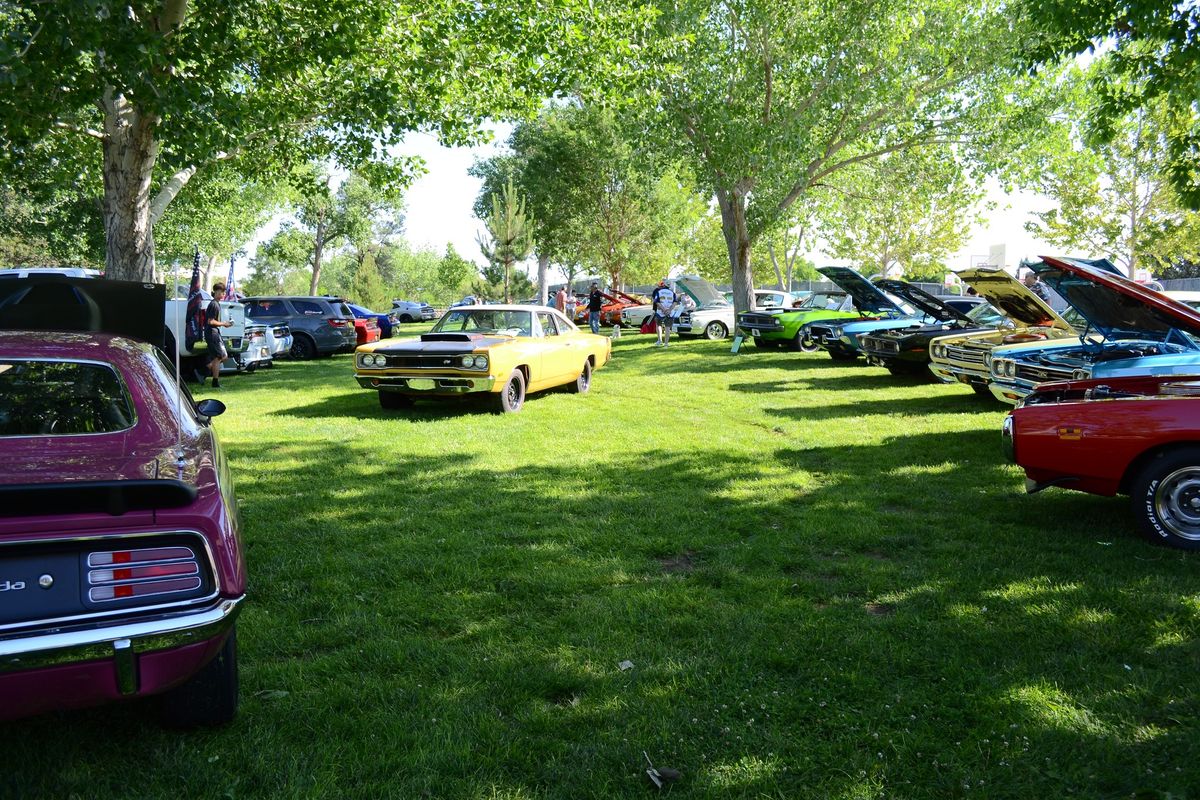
left=750, top=329, right=760, bottom=337
left=406, top=379, right=435, bottom=390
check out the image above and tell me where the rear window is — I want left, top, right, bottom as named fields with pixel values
left=335, top=303, right=354, bottom=318
left=292, top=300, right=324, bottom=315
left=246, top=300, right=285, bottom=318
left=0, top=360, right=135, bottom=436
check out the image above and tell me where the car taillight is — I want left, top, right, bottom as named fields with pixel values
left=328, top=319, right=349, bottom=327
left=86, top=546, right=203, bottom=603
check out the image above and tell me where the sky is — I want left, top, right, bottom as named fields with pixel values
left=243, top=127, right=1062, bottom=286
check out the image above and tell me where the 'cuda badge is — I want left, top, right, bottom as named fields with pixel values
left=443, top=358, right=452, bottom=365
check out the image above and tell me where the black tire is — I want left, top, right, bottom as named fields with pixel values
left=157, top=628, right=238, bottom=729
left=266, top=360, right=275, bottom=369
left=400, top=314, right=414, bottom=323
left=493, top=370, right=526, bottom=413
left=568, top=360, right=592, bottom=394
left=794, top=333, right=820, bottom=353
left=379, top=391, right=413, bottom=410
left=828, top=348, right=859, bottom=361
left=245, top=363, right=257, bottom=374
left=1130, top=447, right=1200, bottom=550
left=703, top=321, right=728, bottom=341
left=289, top=334, right=316, bottom=360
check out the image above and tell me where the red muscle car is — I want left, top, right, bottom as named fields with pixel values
left=1004, top=373, right=1200, bottom=550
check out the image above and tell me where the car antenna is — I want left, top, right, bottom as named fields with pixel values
left=174, top=247, right=199, bottom=479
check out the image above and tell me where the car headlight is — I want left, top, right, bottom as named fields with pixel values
left=1005, top=361, right=1016, bottom=377
left=373, top=353, right=387, bottom=367
left=1072, top=369, right=1090, bottom=381
left=983, top=353, right=993, bottom=369
left=473, top=355, right=488, bottom=369
left=461, top=355, right=474, bottom=367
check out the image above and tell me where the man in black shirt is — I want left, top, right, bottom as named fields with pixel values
left=204, top=282, right=234, bottom=387
left=587, top=283, right=603, bottom=334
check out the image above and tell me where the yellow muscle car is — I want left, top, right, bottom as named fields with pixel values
left=354, top=305, right=612, bottom=413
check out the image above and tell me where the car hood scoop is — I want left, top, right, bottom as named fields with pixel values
left=420, top=333, right=495, bottom=343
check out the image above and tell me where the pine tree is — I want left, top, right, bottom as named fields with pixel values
left=477, top=178, right=535, bottom=303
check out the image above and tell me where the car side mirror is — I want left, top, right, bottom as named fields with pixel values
left=196, top=398, right=226, bottom=421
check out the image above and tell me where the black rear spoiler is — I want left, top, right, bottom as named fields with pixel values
left=0, top=480, right=198, bottom=517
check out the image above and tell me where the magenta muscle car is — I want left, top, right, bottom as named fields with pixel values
left=1004, top=373, right=1200, bottom=551
left=0, top=276, right=245, bottom=726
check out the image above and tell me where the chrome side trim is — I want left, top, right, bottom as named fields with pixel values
left=0, top=596, right=243, bottom=677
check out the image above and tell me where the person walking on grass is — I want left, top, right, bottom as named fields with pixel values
left=651, top=279, right=676, bottom=348
left=203, top=282, right=234, bottom=388
left=588, top=283, right=603, bottom=334
left=563, top=289, right=578, bottom=323
left=555, top=286, right=568, bottom=314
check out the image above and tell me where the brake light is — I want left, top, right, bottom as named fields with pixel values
left=86, top=546, right=203, bottom=603
left=329, top=319, right=349, bottom=327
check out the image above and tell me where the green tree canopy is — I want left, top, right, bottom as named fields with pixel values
left=0, top=1, right=649, bottom=280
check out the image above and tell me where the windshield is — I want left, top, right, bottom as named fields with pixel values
left=433, top=309, right=533, bottom=337
left=966, top=302, right=1009, bottom=328
left=798, top=292, right=850, bottom=311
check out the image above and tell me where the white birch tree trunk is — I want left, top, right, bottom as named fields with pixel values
left=101, top=91, right=159, bottom=282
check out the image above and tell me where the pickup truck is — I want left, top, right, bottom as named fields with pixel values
left=164, top=285, right=251, bottom=376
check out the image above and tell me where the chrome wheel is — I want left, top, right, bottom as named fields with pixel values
left=1154, top=467, right=1200, bottom=542
left=704, top=321, right=728, bottom=340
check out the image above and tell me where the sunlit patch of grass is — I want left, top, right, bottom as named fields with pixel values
left=3, top=333, right=1198, bottom=800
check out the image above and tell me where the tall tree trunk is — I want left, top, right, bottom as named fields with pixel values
left=101, top=91, right=158, bottom=281
left=503, top=259, right=511, bottom=303
left=309, top=214, right=327, bottom=295
left=768, top=242, right=785, bottom=290
left=716, top=186, right=754, bottom=315
left=537, top=252, right=550, bottom=304
left=202, top=254, right=219, bottom=289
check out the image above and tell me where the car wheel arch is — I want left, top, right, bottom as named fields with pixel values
left=1119, top=441, right=1200, bottom=495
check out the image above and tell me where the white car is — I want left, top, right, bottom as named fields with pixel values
left=393, top=299, right=437, bottom=321
left=620, top=275, right=737, bottom=340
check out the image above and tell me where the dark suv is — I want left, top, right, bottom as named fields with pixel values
left=242, top=296, right=357, bottom=359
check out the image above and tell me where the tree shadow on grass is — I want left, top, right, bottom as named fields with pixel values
left=4, top=432, right=1196, bottom=799
left=767, top=393, right=1004, bottom=421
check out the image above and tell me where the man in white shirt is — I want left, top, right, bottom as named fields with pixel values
left=651, top=280, right=676, bottom=347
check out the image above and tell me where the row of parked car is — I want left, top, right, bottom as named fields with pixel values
left=168, top=290, right=435, bottom=377
left=733, top=258, right=1200, bottom=551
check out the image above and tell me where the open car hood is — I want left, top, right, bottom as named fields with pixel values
left=817, top=267, right=904, bottom=314
left=875, top=280, right=975, bottom=323
left=957, top=267, right=1073, bottom=331
left=0, top=276, right=165, bottom=348
left=1031, top=256, right=1200, bottom=344
left=674, top=275, right=730, bottom=308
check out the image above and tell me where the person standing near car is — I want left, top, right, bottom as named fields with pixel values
left=555, top=286, right=568, bottom=314
left=564, top=289, right=578, bottom=322
left=651, top=279, right=676, bottom=348
left=204, top=282, right=234, bottom=388
left=587, top=283, right=603, bottom=334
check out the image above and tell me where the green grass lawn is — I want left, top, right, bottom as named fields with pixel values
left=4, top=329, right=1198, bottom=799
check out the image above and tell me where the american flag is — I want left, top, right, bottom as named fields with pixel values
left=226, top=256, right=237, bottom=301
left=184, top=247, right=204, bottom=351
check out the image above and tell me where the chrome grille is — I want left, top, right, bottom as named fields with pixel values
left=739, top=313, right=780, bottom=328
left=944, top=344, right=989, bottom=365
left=378, top=353, right=472, bottom=369
left=809, top=324, right=837, bottom=340
left=862, top=336, right=899, bottom=354
left=1015, top=363, right=1073, bottom=384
